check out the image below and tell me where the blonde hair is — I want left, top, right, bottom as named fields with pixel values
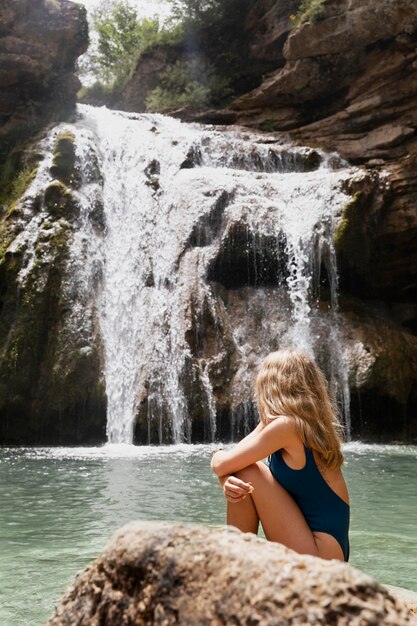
left=255, top=348, right=345, bottom=469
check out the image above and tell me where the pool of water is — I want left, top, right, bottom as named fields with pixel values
left=0, top=442, right=416, bottom=625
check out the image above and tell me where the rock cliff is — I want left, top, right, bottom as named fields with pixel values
left=0, top=0, right=88, bottom=163
left=46, top=521, right=417, bottom=626
left=228, top=0, right=417, bottom=306
left=0, top=127, right=106, bottom=444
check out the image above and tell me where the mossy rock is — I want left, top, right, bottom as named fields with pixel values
left=0, top=132, right=106, bottom=444
left=44, top=181, right=80, bottom=219
left=299, top=149, right=321, bottom=171
left=50, top=131, right=81, bottom=188
left=0, top=136, right=44, bottom=209
left=0, top=213, right=107, bottom=444
left=333, top=191, right=370, bottom=268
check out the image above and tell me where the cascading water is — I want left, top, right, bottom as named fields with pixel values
left=32, top=104, right=360, bottom=444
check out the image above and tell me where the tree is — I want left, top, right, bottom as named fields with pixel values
left=92, top=2, right=160, bottom=85
left=168, top=0, right=223, bottom=27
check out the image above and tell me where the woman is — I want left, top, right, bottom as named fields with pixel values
left=211, top=348, right=350, bottom=562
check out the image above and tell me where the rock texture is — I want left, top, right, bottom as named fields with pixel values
left=384, top=586, right=417, bottom=616
left=0, top=0, right=88, bottom=163
left=0, top=126, right=106, bottom=445
left=46, top=521, right=417, bottom=626
left=229, top=0, right=417, bottom=305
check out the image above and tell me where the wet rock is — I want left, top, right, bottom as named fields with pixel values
left=144, top=159, right=161, bottom=177
left=339, top=307, right=417, bottom=441
left=0, top=142, right=106, bottom=445
left=179, top=144, right=202, bottom=169
left=44, top=181, right=80, bottom=220
left=187, top=190, right=233, bottom=248
left=46, top=521, right=417, bottom=626
left=49, top=130, right=80, bottom=188
left=207, top=220, right=288, bottom=289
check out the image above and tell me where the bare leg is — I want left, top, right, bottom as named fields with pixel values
left=226, top=489, right=259, bottom=534
left=232, top=461, right=344, bottom=561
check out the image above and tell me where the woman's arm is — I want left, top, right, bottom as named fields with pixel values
left=211, top=416, right=296, bottom=477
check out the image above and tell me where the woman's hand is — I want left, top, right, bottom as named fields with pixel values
left=219, top=475, right=254, bottom=503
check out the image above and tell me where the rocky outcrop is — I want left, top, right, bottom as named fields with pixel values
left=46, top=521, right=417, bottom=626
left=0, top=0, right=88, bottom=163
left=339, top=305, right=417, bottom=440
left=0, top=127, right=106, bottom=445
left=227, top=0, right=417, bottom=306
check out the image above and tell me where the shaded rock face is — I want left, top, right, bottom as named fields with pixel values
left=339, top=308, right=417, bottom=441
left=46, top=521, right=417, bottom=626
left=0, top=125, right=106, bottom=445
left=0, top=0, right=88, bottom=163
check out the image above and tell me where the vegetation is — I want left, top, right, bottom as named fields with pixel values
left=169, top=0, right=225, bottom=27
left=290, top=0, right=327, bottom=28
left=146, top=60, right=232, bottom=112
left=78, top=1, right=182, bottom=99
left=78, top=0, right=254, bottom=111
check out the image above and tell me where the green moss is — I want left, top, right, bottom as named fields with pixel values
left=333, top=191, right=372, bottom=271
left=50, top=131, right=80, bottom=188
left=44, top=181, right=79, bottom=219
left=334, top=192, right=361, bottom=248
left=0, top=161, right=39, bottom=262
left=0, top=213, right=71, bottom=415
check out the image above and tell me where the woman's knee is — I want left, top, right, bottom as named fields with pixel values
left=235, top=462, right=263, bottom=482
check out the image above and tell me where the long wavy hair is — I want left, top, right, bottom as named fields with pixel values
left=255, top=348, right=345, bottom=469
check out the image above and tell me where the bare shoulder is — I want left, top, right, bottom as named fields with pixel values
left=262, top=415, right=299, bottom=442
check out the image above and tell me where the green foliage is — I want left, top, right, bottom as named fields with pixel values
left=145, top=60, right=232, bottom=112
left=290, top=0, right=327, bottom=28
left=168, top=0, right=223, bottom=26
left=78, top=1, right=182, bottom=92
left=94, top=5, right=155, bottom=82
left=78, top=0, right=255, bottom=110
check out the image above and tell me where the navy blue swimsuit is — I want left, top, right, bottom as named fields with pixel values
left=268, top=445, right=350, bottom=561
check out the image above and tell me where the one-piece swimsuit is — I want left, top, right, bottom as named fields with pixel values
left=268, top=445, right=350, bottom=561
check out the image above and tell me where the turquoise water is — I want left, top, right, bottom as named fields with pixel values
left=0, top=443, right=416, bottom=625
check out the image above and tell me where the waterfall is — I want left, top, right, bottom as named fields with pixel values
left=32, top=104, right=359, bottom=444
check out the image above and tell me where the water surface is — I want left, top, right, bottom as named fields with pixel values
left=0, top=443, right=416, bottom=625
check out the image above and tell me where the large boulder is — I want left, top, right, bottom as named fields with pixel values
left=0, top=0, right=88, bottom=163
left=46, top=521, right=417, bottom=626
